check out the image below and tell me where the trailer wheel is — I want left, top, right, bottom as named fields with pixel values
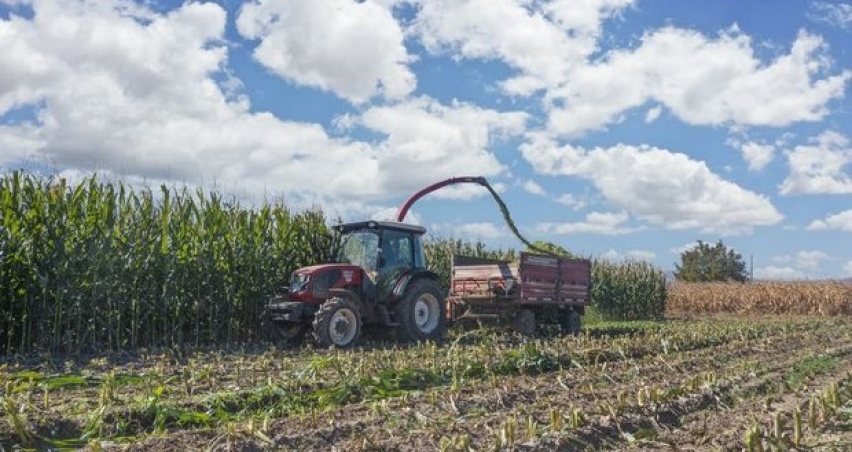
left=513, top=309, right=537, bottom=336
left=396, top=279, right=445, bottom=342
left=559, top=310, right=582, bottom=336
left=313, top=297, right=361, bottom=348
left=262, top=318, right=306, bottom=346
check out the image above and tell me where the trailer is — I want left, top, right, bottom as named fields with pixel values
left=447, top=252, right=592, bottom=335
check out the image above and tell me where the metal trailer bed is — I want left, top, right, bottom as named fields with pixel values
left=447, top=252, right=592, bottom=335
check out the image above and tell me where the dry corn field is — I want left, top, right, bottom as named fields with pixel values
left=2, top=316, right=852, bottom=451
left=667, top=281, right=852, bottom=316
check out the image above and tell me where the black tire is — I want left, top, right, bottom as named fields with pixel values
left=395, top=279, right=446, bottom=342
left=559, top=310, right=582, bottom=336
left=513, top=309, right=537, bottom=336
left=262, top=317, right=306, bottom=346
left=312, top=298, right=362, bottom=348
left=456, top=318, right=483, bottom=332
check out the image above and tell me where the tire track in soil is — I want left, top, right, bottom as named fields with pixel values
left=28, top=321, right=779, bottom=450
left=249, top=330, right=828, bottom=450
left=570, top=337, right=852, bottom=451
left=117, top=321, right=848, bottom=451
left=618, top=345, right=852, bottom=450
left=99, top=320, right=852, bottom=451
left=353, top=328, right=852, bottom=451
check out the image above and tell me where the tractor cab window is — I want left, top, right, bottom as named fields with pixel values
left=413, top=234, right=426, bottom=269
left=338, top=230, right=379, bottom=274
left=380, top=230, right=414, bottom=272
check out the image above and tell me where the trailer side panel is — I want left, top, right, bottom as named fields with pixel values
left=518, top=253, right=590, bottom=306
left=448, top=253, right=591, bottom=326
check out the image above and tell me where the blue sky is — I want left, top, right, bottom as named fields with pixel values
left=1, top=0, right=851, bottom=279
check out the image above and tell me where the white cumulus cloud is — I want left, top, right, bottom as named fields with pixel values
left=754, top=266, right=807, bottom=280
left=808, top=209, right=852, bottom=232
left=236, top=0, right=415, bottom=103
left=601, top=249, right=657, bottom=262
left=538, top=211, right=634, bottom=235
left=358, top=97, right=527, bottom=195
left=455, top=221, right=506, bottom=239
left=521, top=137, right=783, bottom=234
left=546, top=28, right=851, bottom=137
left=0, top=1, right=527, bottom=208
left=410, top=0, right=634, bottom=96
left=644, top=106, right=662, bottom=123
left=739, top=142, right=776, bottom=172
left=773, top=250, right=830, bottom=272
left=555, top=192, right=585, bottom=210
left=781, top=131, right=852, bottom=195
left=522, top=179, right=547, bottom=196
left=810, top=2, right=852, bottom=29
left=763, top=250, right=835, bottom=278
left=410, top=2, right=850, bottom=138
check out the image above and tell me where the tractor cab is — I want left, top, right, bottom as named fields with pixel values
left=335, top=221, right=428, bottom=290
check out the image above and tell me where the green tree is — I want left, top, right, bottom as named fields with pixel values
left=675, top=240, right=748, bottom=282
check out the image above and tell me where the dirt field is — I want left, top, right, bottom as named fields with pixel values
left=2, top=315, right=851, bottom=451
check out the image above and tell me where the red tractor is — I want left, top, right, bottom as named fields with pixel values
left=262, top=177, right=486, bottom=348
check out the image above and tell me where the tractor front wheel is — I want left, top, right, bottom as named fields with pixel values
left=313, top=298, right=362, bottom=348
left=396, top=279, right=445, bottom=343
left=262, top=317, right=306, bottom=346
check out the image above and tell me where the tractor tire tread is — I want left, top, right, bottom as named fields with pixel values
left=312, top=297, right=362, bottom=348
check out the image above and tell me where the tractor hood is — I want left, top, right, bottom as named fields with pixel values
left=287, top=263, right=364, bottom=303
left=296, top=263, right=358, bottom=275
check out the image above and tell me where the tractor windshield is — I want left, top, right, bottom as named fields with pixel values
left=337, top=229, right=379, bottom=274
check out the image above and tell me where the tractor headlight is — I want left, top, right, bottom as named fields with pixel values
left=290, top=273, right=311, bottom=293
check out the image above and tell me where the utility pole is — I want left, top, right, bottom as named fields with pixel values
left=749, top=254, right=754, bottom=282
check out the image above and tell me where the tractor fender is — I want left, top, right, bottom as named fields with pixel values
left=391, top=269, right=442, bottom=300
left=328, top=288, right=363, bottom=306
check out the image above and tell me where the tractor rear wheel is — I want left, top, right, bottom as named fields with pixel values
left=396, top=279, right=445, bottom=342
left=313, top=298, right=362, bottom=348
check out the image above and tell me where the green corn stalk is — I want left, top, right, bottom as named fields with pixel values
left=549, top=408, right=562, bottom=432
left=744, top=423, right=764, bottom=452
left=569, top=407, right=585, bottom=429
left=526, top=413, right=537, bottom=441
left=793, top=405, right=803, bottom=448
left=592, top=258, right=667, bottom=321
left=809, top=396, right=818, bottom=429
left=501, top=416, right=516, bottom=447
left=2, top=392, right=34, bottom=445
left=772, top=412, right=783, bottom=442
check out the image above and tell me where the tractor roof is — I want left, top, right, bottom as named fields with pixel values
left=333, top=221, right=427, bottom=235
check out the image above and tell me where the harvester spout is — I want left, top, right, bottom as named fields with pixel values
left=395, top=175, right=557, bottom=257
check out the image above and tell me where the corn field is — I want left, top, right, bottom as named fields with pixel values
left=0, top=172, right=335, bottom=354
left=4, top=174, right=852, bottom=451
left=667, top=281, right=852, bottom=315
left=592, top=259, right=667, bottom=320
